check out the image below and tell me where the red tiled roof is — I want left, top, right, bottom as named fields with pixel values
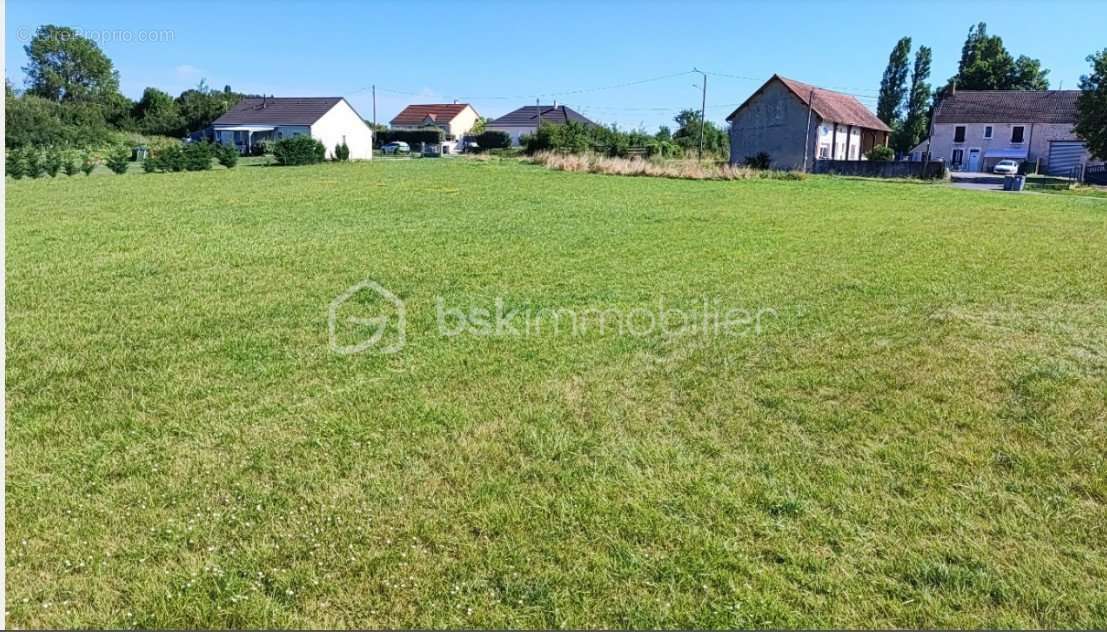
left=934, top=90, right=1080, bottom=124
left=727, top=75, right=891, bottom=132
left=391, top=104, right=472, bottom=126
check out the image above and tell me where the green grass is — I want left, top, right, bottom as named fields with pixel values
left=6, top=159, right=1107, bottom=628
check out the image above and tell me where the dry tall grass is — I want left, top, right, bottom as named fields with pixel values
left=526, top=152, right=807, bottom=181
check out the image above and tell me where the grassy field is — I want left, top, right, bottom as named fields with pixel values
left=6, top=159, right=1107, bottom=628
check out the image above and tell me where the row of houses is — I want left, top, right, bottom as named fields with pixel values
left=388, top=101, right=598, bottom=152
left=207, top=74, right=1097, bottom=175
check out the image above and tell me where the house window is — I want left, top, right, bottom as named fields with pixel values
left=984, top=126, right=993, bottom=139
left=818, top=144, right=829, bottom=159
left=952, top=149, right=964, bottom=166
left=954, top=126, right=966, bottom=143
left=1011, top=126, right=1025, bottom=143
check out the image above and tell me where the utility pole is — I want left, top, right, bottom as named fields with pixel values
left=536, top=97, right=541, bottom=129
left=372, top=84, right=377, bottom=128
left=693, top=68, right=707, bottom=159
left=801, top=88, right=814, bottom=172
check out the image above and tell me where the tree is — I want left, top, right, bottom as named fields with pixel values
left=22, top=25, right=120, bottom=103
left=470, top=116, right=489, bottom=134
left=672, top=109, right=727, bottom=156
left=1010, top=55, right=1050, bottom=90
left=134, top=87, right=184, bottom=136
left=949, top=22, right=1048, bottom=91
left=176, top=81, right=244, bottom=135
left=1075, top=49, right=1107, bottom=161
left=877, top=37, right=912, bottom=126
left=894, top=46, right=932, bottom=155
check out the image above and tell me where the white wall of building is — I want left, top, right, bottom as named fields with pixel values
left=486, top=125, right=535, bottom=146
left=311, top=100, right=373, bottom=160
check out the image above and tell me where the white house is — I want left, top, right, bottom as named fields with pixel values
left=486, top=102, right=598, bottom=146
left=906, top=88, right=1092, bottom=175
left=211, top=97, right=373, bottom=159
left=390, top=103, right=481, bottom=154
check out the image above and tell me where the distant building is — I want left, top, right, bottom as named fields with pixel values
left=907, top=88, right=1091, bottom=176
left=390, top=103, right=481, bottom=154
left=726, top=74, right=891, bottom=171
left=211, top=97, right=373, bottom=159
left=487, top=103, right=598, bottom=146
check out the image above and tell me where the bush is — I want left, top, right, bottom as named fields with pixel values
left=334, top=142, right=350, bottom=161
left=7, top=149, right=26, bottom=179
left=80, top=153, right=97, bottom=175
left=106, top=146, right=131, bottom=174
left=44, top=148, right=63, bottom=177
left=865, top=145, right=895, bottom=161
left=143, top=156, right=160, bottom=173
left=252, top=139, right=275, bottom=156
left=215, top=143, right=239, bottom=168
left=62, top=150, right=80, bottom=176
left=273, top=135, right=326, bottom=166
left=182, top=142, right=214, bottom=171
left=472, top=130, right=511, bottom=151
left=154, top=145, right=185, bottom=172
left=744, top=152, right=772, bottom=170
left=24, top=147, right=45, bottom=178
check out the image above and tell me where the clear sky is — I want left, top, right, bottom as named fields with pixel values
left=5, top=0, right=1103, bottom=131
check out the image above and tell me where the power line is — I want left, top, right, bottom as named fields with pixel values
left=351, top=70, right=697, bottom=104
left=699, top=69, right=880, bottom=100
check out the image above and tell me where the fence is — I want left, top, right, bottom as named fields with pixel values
left=813, top=159, right=946, bottom=179
left=1085, top=164, right=1107, bottom=186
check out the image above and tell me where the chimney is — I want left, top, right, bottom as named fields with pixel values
left=553, top=99, right=559, bottom=109
left=453, top=98, right=458, bottom=104
left=950, top=80, right=957, bottom=96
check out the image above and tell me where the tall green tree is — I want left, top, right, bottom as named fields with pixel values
left=22, top=25, right=120, bottom=103
left=894, top=46, right=933, bottom=155
left=1075, top=49, right=1107, bottom=161
left=877, top=37, right=912, bottom=126
left=949, top=22, right=1049, bottom=90
left=1010, top=55, right=1050, bottom=90
left=133, top=87, right=184, bottom=136
left=176, top=81, right=243, bottom=135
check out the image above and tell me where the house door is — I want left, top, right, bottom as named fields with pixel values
left=967, top=148, right=981, bottom=172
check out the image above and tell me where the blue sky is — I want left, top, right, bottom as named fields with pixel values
left=6, top=0, right=1103, bottom=131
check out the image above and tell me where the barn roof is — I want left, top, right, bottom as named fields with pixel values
left=727, top=75, right=891, bottom=132
left=212, top=97, right=344, bottom=126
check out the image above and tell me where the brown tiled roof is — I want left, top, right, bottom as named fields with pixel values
left=213, top=97, right=343, bottom=126
left=934, top=90, right=1080, bottom=124
left=391, top=104, right=472, bottom=126
left=488, top=105, right=597, bottom=127
left=727, top=75, right=891, bottom=132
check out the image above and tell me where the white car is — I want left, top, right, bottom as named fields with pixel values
left=381, top=141, right=410, bottom=155
left=993, top=159, right=1020, bottom=175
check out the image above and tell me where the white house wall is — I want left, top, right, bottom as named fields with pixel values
left=311, top=100, right=373, bottom=160
left=486, top=125, right=536, bottom=146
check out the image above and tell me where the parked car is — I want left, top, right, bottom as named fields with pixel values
left=993, top=159, right=1020, bottom=175
left=381, top=141, right=410, bottom=155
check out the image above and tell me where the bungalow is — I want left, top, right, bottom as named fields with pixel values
left=907, top=88, right=1090, bottom=176
left=390, top=103, right=481, bottom=154
left=211, top=96, right=373, bottom=159
left=486, top=102, right=598, bottom=146
left=726, top=74, right=891, bottom=171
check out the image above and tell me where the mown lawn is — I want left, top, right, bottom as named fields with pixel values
left=6, top=159, right=1107, bottom=628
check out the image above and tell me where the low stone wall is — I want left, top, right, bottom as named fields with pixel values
left=813, top=159, right=946, bottom=179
